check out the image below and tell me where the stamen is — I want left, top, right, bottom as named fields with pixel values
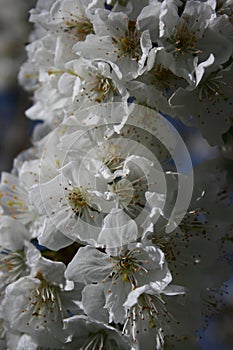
left=90, top=76, right=116, bottom=103
left=169, top=21, right=202, bottom=56
left=81, top=331, right=119, bottom=350
left=0, top=248, right=26, bottom=286
left=149, top=64, right=182, bottom=93
left=124, top=292, right=172, bottom=345
left=108, top=248, right=149, bottom=288
left=64, top=185, right=100, bottom=220
left=24, top=272, right=63, bottom=329
left=63, top=18, right=94, bottom=40
left=112, top=21, right=141, bottom=61
left=198, top=73, right=228, bottom=102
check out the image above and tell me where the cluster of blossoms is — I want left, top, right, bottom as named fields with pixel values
left=0, top=0, right=233, bottom=349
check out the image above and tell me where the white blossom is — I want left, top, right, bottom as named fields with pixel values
left=2, top=255, right=81, bottom=339
left=74, top=9, right=152, bottom=80
left=65, top=242, right=171, bottom=323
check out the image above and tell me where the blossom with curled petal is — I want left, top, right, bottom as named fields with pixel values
left=74, top=9, right=152, bottom=81
left=136, top=0, right=233, bottom=86
left=157, top=0, right=233, bottom=84
left=65, top=242, right=171, bottom=323
left=126, top=47, right=186, bottom=113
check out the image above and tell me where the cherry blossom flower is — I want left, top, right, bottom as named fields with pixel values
left=65, top=242, right=171, bottom=323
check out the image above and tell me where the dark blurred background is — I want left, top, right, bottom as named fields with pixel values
left=0, top=0, right=35, bottom=173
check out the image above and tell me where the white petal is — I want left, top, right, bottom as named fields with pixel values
left=97, top=209, right=138, bottom=248
left=65, top=246, right=112, bottom=283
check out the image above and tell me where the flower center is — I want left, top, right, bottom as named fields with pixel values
left=67, top=187, right=88, bottom=213
left=198, top=73, right=228, bottom=102
left=91, top=76, right=116, bottom=103
left=0, top=248, right=26, bottom=287
left=111, top=249, right=149, bottom=286
left=24, top=272, right=63, bottom=329
left=170, top=22, right=202, bottom=55
left=65, top=185, right=99, bottom=218
left=112, top=21, right=141, bottom=61
left=104, top=155, right=123, bottom=172
left=64, top=18, right=94, bottom=41
left=151, top=65, right=174, bottom=88
left=108, top=178, right=134, bottom=208
left=100, top=144, right=124, bottom=173
left=6, top=196, right=28, bottom=219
